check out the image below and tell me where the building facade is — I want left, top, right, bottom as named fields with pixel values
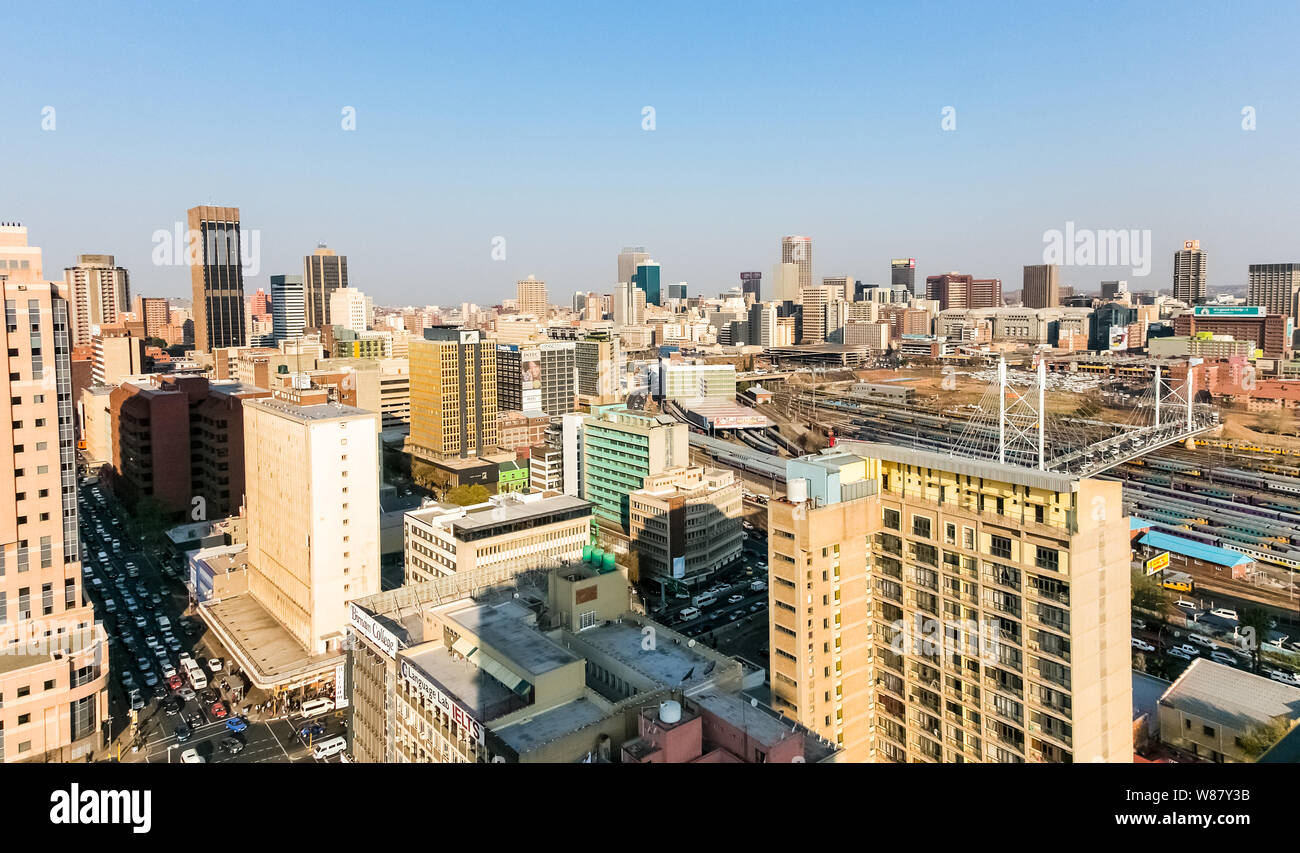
left=188, top=205, right=247, bottom=352
left=408, top=328, right=498, bottom=461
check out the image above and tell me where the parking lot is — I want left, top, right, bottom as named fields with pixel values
left=1131, top=598, right=1300, bottom=685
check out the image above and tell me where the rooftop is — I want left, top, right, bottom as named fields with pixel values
left=1159, top=658, right=1300, bottom=731
left=446, top=600, right=579, bottom=679
left=491, top=696, right=609, bottom=753
left=1138, top=530, right=1254, bottom=568
left=837, top=439, right=1081, bottom=492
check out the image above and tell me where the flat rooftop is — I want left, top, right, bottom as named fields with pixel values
left=837, top=439, right=1081, bottom=492
left=246, top=397, right=372, bottom=421
left=450, top=494, right=592, bottom=535
left=1160, top=658, right=1300, bottom=730
left=491, top=696, right=609, bottom=754
left=447, top=600, right=579, bottom=679
left=202, top=593, right=342, bottom=689
left=403, top=643, right=518, bottom=717
left=576, top=621, right=724, bottom=688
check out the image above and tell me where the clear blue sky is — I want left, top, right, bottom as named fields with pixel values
left=3, top=0, right=1298, bottom=305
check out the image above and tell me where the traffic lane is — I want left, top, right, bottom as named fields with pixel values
left=268, top=716, right=340, bottom=763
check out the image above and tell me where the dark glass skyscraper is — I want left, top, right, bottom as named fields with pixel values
left=188, top=205, right=247, bottom=352
left=304, top=244, right=349, bottom=329
left=633, top=260, right=661, bottom=306
left=740, top=271, right=761, bottom=301
left=890, top=258, right=916, bottom=295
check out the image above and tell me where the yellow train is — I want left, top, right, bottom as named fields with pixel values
left=1161, top=578, right=1194, bottom=593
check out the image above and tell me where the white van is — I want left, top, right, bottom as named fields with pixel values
left=693, top=592, right=717, bottom=607
left=300, top=697, right=335, bottom=718
left=312, top=736, right=347, bottom=760
left=678, top=606, right=701, bottom=622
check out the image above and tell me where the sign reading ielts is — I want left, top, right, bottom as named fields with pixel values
left=400, top=658, right=484, bottom=746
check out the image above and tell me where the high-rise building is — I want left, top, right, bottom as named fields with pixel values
left=0, top=223, right=44, bottom=285
left=582, top=405, right=688, bottom=532
left=408, top=328, right=498, bottom=461
left=270, top=274, right=306, bottom=341
left=628, top=466, right=744, bottom=586
left=91, top=328, right=146, bottom=385
left=768, top=444, right=1133, bottom=762
left=109, top=375, right=271, bottom=519
left=891, top=258, right=917, bottom=295
left=926, top=273, right=1001, bottom=311
left=741, top=271, right=762, bottom=302
left=1247, top=263, right=1300, bottom=319
left=304, top=244, right=349, bottom=329
left=516, top=275, right=547, bottom=316
left=496, top=341, right=576, bottom=415
left=617, top=246, right=650, bottom=287
left=771, top=262, right=801, bottom=304
left=782, top=236, right=813, bottom=291
left=1173, top=240, right=1207, bottom=304
left=0, top=277, right=110, bottom=762
left=633, top=261, right=662, bottom=306
left=822, top=276, right=856, bottom=303
left=799, top=285, right=831, bottom=343
left=666, top=282, right=688, bottom=301
left=748, top=301, right=779, bottom=347
left=575, top=337, right=621, bottom=403
left=1022, top=264, right=1060, bottom=309
left=244, top=390, right=381, bottom=654
left=328, top=286, right=373, bottom=334
left=188, top=205, right=247, bottom=352
left=138, top=296, right=170, bottom=341
left=64, top=255, right=130, bottom=346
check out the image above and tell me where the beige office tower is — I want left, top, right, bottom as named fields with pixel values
left=516, top=275, right=548, bottom=317
left=408, top=328, right=498, bottom=460
left=770, top=262, right=801, bottom=303
left=768, top=444, right=1133, bottom=763
left=617, top=246, right=650, bottom=287
left=0, top=223, right=44, bottom=284
left=799, top=285, right=831, bottom=343
left=64, top=255, right=131, bottom=346
left=328, top=286, right=373, bottom=334
left=137, top=296, right=171, bottom=340
left=1173, top=240, right=1207, bottom=304
left=822, top=276, right=855, bottom=303
left=1022, top=264, right=1060, bottom=309
left=782, top=235, right=813, bottom=291
left=244, top=392, right=381, bottom=654
left=304, top=244, right=349, bottom=329
left=1247, top=263, right=1300, bottom=319
left=0, top=277, right=110, bottom=762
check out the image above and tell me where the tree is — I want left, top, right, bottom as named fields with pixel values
left=1131, top=569, right=1164, bottom=615
left=1237, top=715, right=1293, bottom=760
left=1239, top=607, right=1273, bottom=674
left=445, top=484, right=490, bottom=506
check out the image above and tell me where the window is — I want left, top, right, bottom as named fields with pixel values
left=18, top=714, right=31, bottom=725
left=990, top=535, right=1012, bottom=560
left=945, top=523, right=956, bottom=544
left=912, top=516, right=932, bottom=539
left=1035, top=547, right=1059, bottom=572
left=43, top=679, right=54, bottom=691
left=1203, top=725, right=1215, bottom=738
left=883, top=508, right=900, bottom=530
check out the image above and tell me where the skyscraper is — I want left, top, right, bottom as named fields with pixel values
left=1, top=275, right=110, bottom=761
left=270, top=274, right=305, bottom=341
left=1247, top=263, right=1300, bottom=318
left=768, top=443, right=1133, bottom=762
left=1173, top=240, right=1207, bottom=304
left=926, top=273, right=1001, bottom=310
left=633, top=261, right=661, bottom=306
left=617, top=246, right=650, bottom=286
left=304, top=244, right=349, bottom=329
left=822, top=275, right=855, bottom=303
left=408, top=327, right=498, bottom=460
left=138, top=296, right=170, bottom=340
left=516, top=275, right=548, bottom=316
left=1022, top=264, right=1060, bottom=309
left=64, top=254, right=131, bottom=346
left=740, top=271, right=761, bottom=301
left=188, top=205, right=247, bottom=352
left=782, top=235, right=813, bottom=291
left=890, top=258, right=917, bottom=295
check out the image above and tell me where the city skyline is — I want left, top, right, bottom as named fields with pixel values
left=4, top=1, right=1298, bottom=304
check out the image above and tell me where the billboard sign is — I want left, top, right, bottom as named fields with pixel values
left=1192, top=305, right=1263, bottom=317
left=1145, top=551, right=1170, bottom=575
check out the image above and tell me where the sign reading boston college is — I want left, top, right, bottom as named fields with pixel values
left=399, top=657, right=485, bottom=746
left=349, top=602, right=403, bottom=659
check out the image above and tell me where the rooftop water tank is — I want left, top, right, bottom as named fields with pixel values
left=659, top=700, right=682, bottom=724
left=787, top=477, right=808, bottom=503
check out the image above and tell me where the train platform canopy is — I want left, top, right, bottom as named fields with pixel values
left=679, top=397, right=771, bottom=430
left=1129, top=516, right=1153, bottom=531
left=1137, top=530, right=1254, bottom=569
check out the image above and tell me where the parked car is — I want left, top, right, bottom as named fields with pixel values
left=1270, top=670, right=1300, bottom=687
left=1210, top=651, right=1237, bottom=666
left=210, top=701, right=228, bottom=719
left=1189, top=633, right=1217, bottom=649
left=179, top=748, right=205, bottom=764
left=174, top=723, right=192, bottom=743
left=727, top=594, right=744, bottom=604
left=129, top=689, right=145, bottom=711
left=208, top=658, right=224, bottom=673
left=219, top=737, right=244, bottom=756
left=1130, top=618, right=1147, bottom=630
left=1173, top=643, right=1200, bottom=657
left=1131, top=638, right=1155, bottom=652
left=1167, top=648, right=1194, bottom=661
left=1209, top=608, right=1239, bottom=622
left=1174, top=599, right=1198, bottom=612
left=225, top=716, right=248, bottom=733
left=178, top=686, right=196, bottom=702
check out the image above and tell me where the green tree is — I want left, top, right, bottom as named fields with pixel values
left=1237, top=715, right=1293, bottom=760
left=445, top=484, right=490, bottom=506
